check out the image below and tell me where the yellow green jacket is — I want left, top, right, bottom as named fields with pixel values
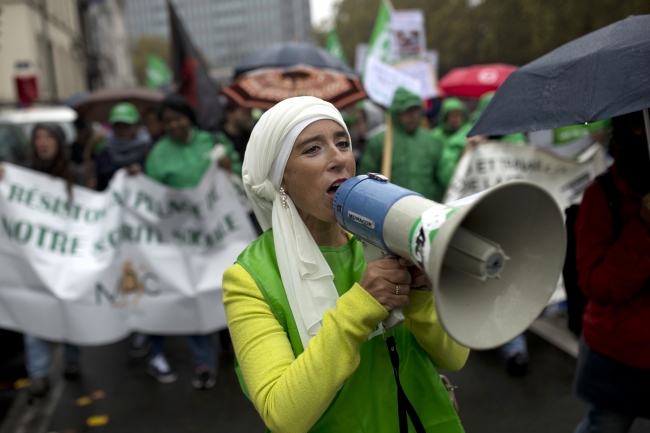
left=223, top=230, right=469, bottom=432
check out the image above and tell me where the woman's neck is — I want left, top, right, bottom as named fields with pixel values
left=299, top=212, right=348, bottom=247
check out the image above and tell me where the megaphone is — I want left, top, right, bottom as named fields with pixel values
left=333, top=173, right=566, bottom=350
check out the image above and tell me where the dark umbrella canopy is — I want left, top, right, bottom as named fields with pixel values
left=470, top=15, right=650, bottom=137
left=73, top=88, right=164, bottom=123
left=234, top=42, right=354, bottom=78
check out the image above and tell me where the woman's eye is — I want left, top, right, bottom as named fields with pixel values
left=337, top=141, right=350, bottom=148
left=303, top=145, right=320, bottom=155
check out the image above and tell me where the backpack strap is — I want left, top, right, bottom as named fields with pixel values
left=596, top=170, right=623, bottom=235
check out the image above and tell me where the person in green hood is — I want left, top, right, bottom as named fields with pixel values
left=357, top=87, right=444, bottom=201
left=431, top=97, right=473, bottom=197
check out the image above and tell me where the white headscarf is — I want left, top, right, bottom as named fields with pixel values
left=242, top=97, right=351, bottom=349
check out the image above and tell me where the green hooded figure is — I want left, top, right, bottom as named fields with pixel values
left=431, top=97, right=473, bottom=196
left=358, top=87, right=444, bottom=201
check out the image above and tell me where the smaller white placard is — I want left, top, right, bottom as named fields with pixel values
left=363, top=56, right=422, bottom=108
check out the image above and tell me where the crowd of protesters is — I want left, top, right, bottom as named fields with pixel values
left=0, top=94, right=248, bottom=394
left=1, top=86, right=648, bottom=433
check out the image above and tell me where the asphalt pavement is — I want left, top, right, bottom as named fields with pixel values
left=1, top=324, right=649, bottom=433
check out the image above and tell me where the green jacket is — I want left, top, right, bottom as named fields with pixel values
left=358, top=88, right=444, bottom=202
left=236, top=230, right=464, bottom=433
left=145, top=127, right=241, bottom=188
left=431, top=98, right=472, bottom=196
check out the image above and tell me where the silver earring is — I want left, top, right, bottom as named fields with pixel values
left=279, top=187, right=289, bottom=208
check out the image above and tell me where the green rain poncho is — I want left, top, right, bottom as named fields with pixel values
left=357, top=88, right=444, bottom=201
left=431, top=98, right=473, bottom=196
left=145, top=127, right=242, bottom=188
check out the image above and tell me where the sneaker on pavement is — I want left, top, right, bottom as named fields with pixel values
left=63, top=361, right=81, bottom=380
left=128, top=333, right=151, bottom=358
left=191, top=368, right=217, bottom=390
left=147, top=354, right=177, bottom=384
left=28, top=377, right=50, bottom=397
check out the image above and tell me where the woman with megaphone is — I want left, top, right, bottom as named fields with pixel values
left=222, top=97, right=469, bottom=433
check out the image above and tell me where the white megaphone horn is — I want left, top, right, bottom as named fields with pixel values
left=333, top=174, right=566, bottom=350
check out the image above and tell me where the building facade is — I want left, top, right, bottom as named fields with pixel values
left=127, top=0, right=311, bottom=71
left=81, top=0, right=135, bottom=89
left=0, top=0, right=87, bottom=104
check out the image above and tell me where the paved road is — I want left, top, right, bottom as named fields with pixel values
left=2, top=330, right=649, bottom=433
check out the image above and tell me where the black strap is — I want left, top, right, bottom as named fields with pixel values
left=596, top=170, right=623, bottom=235
left=385, top=335, right=426, bottom=433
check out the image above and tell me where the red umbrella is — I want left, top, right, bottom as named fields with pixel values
left=439, top=64, right=517, bottom=98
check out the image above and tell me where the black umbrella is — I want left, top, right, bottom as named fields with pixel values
left=234, top=42, right=354, bottom=78
left=470, top=14, right=650, bottom=147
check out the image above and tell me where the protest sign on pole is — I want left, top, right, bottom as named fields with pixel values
left=443, top=142, right=608, bottom=209
left=0, top=163, right=257, bottom=345
left=389, top=10, right=426, bottom=61
left=393, top=59, right=438, bottom=99
left=363, top=57, right=421, bottom=108
left=363, top=4, right=436, bottom=104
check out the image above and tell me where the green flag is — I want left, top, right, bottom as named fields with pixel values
left=326, top=29, right=347, bottom=64
left=365, top=0, right=393, bottom=66
left=146, top=54, right=171, bottom=89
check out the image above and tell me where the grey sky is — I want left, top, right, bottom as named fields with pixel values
left=310, top=0, right=338, bottom=27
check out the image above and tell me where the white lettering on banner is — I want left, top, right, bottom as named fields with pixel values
left=0, top=163, right=257, bottom=345
left=443, top=142, right=607, bottom=209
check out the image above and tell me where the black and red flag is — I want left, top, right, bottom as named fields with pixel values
left=168, top=0, right=222, bottom=130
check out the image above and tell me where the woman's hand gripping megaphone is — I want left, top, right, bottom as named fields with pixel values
left=357, top=242, right=418, bottom=328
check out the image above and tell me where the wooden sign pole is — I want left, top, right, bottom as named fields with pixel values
left=381, top=114, right=393, bottom=179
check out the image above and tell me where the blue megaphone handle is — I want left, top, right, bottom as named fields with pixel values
left=333, top=174, right=422, bottom=328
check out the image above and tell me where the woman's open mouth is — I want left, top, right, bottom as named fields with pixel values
left=327, top=178, right=347, bottom=198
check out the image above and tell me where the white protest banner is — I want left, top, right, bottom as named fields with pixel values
left=444, top=142, right=607, bottom=209
left=364, top=56, right=422, bottom=108
left=0, top=163, right=257, bottom=345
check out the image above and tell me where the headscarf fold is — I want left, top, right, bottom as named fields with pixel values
left=242, top=97, right=351, bottom=348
